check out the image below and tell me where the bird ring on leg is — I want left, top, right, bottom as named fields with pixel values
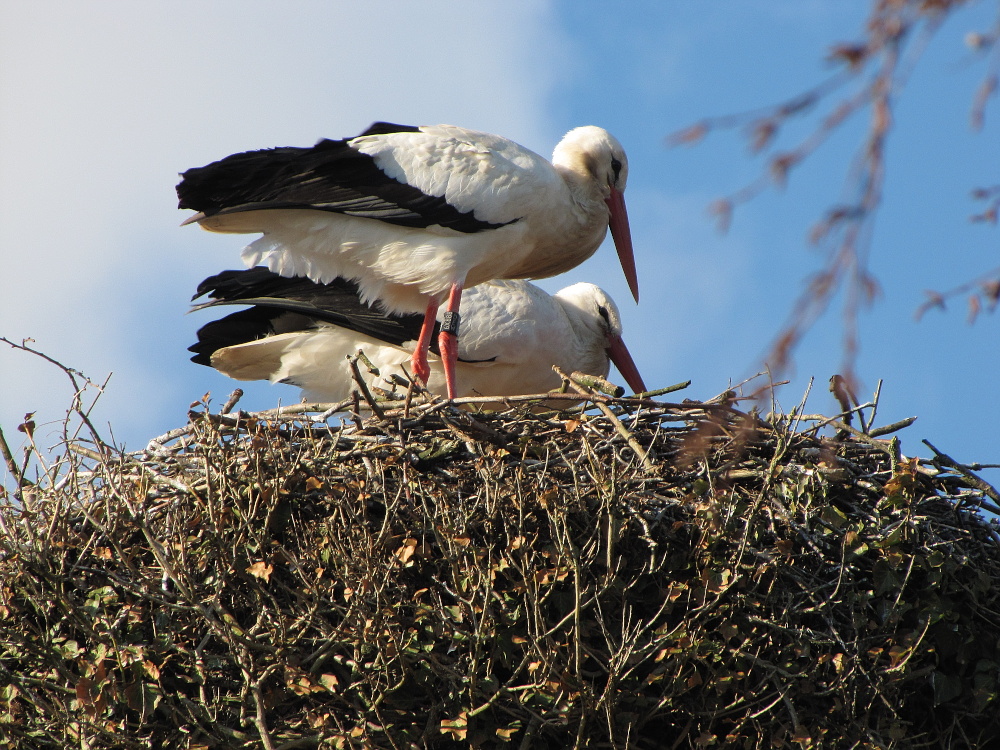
left=441, top=311, right=461, bottom=337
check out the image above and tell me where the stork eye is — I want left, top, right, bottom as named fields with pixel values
left=598, top=306, right=611, bottom=325
left=610, top=158, right=622, bottom=182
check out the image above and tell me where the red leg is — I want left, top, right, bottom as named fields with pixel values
left=438, top=283, right=463, bottom=399
left=410, top=297, right=439, bottom=385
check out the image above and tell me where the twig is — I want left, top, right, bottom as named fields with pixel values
left=863, top=379, right=884, bottom=433
left=66, top=444, right=106, bottom=462
left=347, top=354, right=386, bottom=420
left=354, top=348, right=380, bottom=376
left=788, top=375, right=815, bottom=435
left=638, top=381, right=691, bottom=398
left=822, top=419, right=900, bottom=462
left=922, top=439, right=1000, bottom=506
left=797, top=402, right=876, bottom=436
left=250, top=664, right=281, bottom=750
left=567, top=371, right=623, bottom=398
left=868, top=416, right=917, bottom=438
left=222, top=389, right=244, bottom=414
left=349, top=391, right=362, bottom=430
left=0, top=336, right=108, bottom=451
left=0, top=424, right=31, bottom=489
left=554, top=367, right=655, bottom=473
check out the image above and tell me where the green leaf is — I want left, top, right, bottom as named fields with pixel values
left=930, top=671, right=964, bottom=705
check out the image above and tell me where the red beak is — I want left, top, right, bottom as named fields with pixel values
left=606, top=187, right=639, bottom=303
left=606, top=335, right=647, bottom=395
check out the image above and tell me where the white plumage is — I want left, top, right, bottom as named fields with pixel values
left=178, top=122, right=638, bottom=397
left=190, top=271, right=646, bottom=406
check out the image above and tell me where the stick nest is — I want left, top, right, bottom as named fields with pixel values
left=2, top=383, right=1000, bottom=749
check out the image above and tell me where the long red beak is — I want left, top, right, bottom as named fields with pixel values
left=606, top=335, right=647, bottom=395
left=606, top=187, right=639, bottom=303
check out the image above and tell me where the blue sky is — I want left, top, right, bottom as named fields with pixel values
left=2, top=2, right=998, bottom=482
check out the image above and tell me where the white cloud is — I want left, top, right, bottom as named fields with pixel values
left=0, top=0, right=565, bottom=451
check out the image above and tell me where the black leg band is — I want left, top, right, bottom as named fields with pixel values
left=441, top=311, right=461, bottom=336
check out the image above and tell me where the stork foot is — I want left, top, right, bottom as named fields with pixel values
left=438, top=330, right=459, bottom=399
left=410, top=350, right=431, bottom=386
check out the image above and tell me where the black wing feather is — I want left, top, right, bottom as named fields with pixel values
left=189, top=307, right=284, bottom=366
left=177, top=122, right=514, bottom=234
left=358, top=121, right=421, bottom=137
left=189, top=268, right=442, bottom=366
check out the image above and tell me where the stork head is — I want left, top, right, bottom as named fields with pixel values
left=553, top=127, right=638, bottom=303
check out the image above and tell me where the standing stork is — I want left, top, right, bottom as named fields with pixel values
left=177, top=122, right=638, bottom=398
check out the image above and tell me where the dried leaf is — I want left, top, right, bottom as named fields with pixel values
left=966, top=32, right=990, bottom=50
left=708, top=199, right=733, bottom=233
left=769, top=152, right=800, bottom=187
left=17, top=413, right=35, bottom=437
left=749, top=119, right=778, bottom=153
left=791, top=726, right=813, bottom=744
left=246, top=561, right=273, bottom=583
left=971, top=205, right=999, bottom=224
left=859, top=272, right=882, bottom=304
left=968, top=293, right=982, bottom=324
left=667, top=121, right=708, bottom=147
left=983, top=280, right=1000, bottom=309
left=394, top=538, right=418, bottom=564
left=832, top=653, right=845, bottom=674
left=440, top=712, right=468, bottom=740
left=915, top=290, right=945, bottom=321
left=828, top=43, right=868, bottom=70
left=75, top=677, right=94, bottom=706
left=971, top=73, right=997, bottom=131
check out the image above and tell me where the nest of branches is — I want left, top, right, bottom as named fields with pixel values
left=2, top=374, right=1000, bottom=749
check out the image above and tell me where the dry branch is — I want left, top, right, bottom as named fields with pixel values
left=2, top=382, right=1000, bottom=748
left=669, top=2, right=1000, bottom=380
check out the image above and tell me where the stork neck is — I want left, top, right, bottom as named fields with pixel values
left=553, top=162, right=606, bottom=213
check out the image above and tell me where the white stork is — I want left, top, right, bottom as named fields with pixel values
left=177, top=122, right=637, bottom=399
left=189, top=267, right=646, bottom=405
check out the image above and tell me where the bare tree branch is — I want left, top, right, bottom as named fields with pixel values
left=670, top=0, right=999, bottom=382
